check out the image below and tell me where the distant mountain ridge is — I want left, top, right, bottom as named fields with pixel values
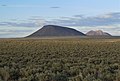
left=86, top=30, right=111, bottom=36
left=27, top=25, right=85, bottom=37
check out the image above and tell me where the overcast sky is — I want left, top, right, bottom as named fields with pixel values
left=0, top=0, right=120, bottom=38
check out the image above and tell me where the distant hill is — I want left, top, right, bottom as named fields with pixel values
left=27, top=25, right=85, bottom=37
left=86, top=30, right=111, bottom=36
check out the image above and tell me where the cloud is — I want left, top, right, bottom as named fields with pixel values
left=2, top=12, right=119, bottom=28
left=68, top=25, right=120, bottom=36
left=0, top=18, right=46, bottom=38
left=0, top=22, right=37, bottom=27
left=1, top=5, right=7, bottom=7
left=28, top=18, right=46, bottom=27
left=0, top=29, right=33, bottom=38
left=50, top=6, right=60, bottom=9
left=1, top=5, right=59, bottom=8
left=0, top=17, right=47, bottom=29
left=0, top=5, right=44, bottom=8
left=1, top=12, right=120, bottom=28
left=0, top=18, right=46, bottom=28
left=47, top=12, right=120, bottom=27
left=0, top=30, right=32, bottom=33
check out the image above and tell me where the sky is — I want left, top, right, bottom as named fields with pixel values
left=0, top=0, right=120, bottom=38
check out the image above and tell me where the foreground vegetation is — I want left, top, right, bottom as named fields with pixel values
left=0, top=38, right=120, bottom=81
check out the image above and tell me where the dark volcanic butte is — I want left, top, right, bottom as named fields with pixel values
left=27, top=25, right=85, bottom=37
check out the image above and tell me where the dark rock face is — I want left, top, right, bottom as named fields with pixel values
left=27, top=25, right=85, bottom=37
left=86, top=30, right=111, bottom=36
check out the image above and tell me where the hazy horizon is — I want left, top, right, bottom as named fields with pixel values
left=0, top=0, right=120, bottom=38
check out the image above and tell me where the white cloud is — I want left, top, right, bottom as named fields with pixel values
left=68, top=24, right=120, bottom=36
left=0, top=5, right=45, bottom=8
left=0, top=26, right=37, bottom=38
left=48, top=12, right=120, bottom=27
